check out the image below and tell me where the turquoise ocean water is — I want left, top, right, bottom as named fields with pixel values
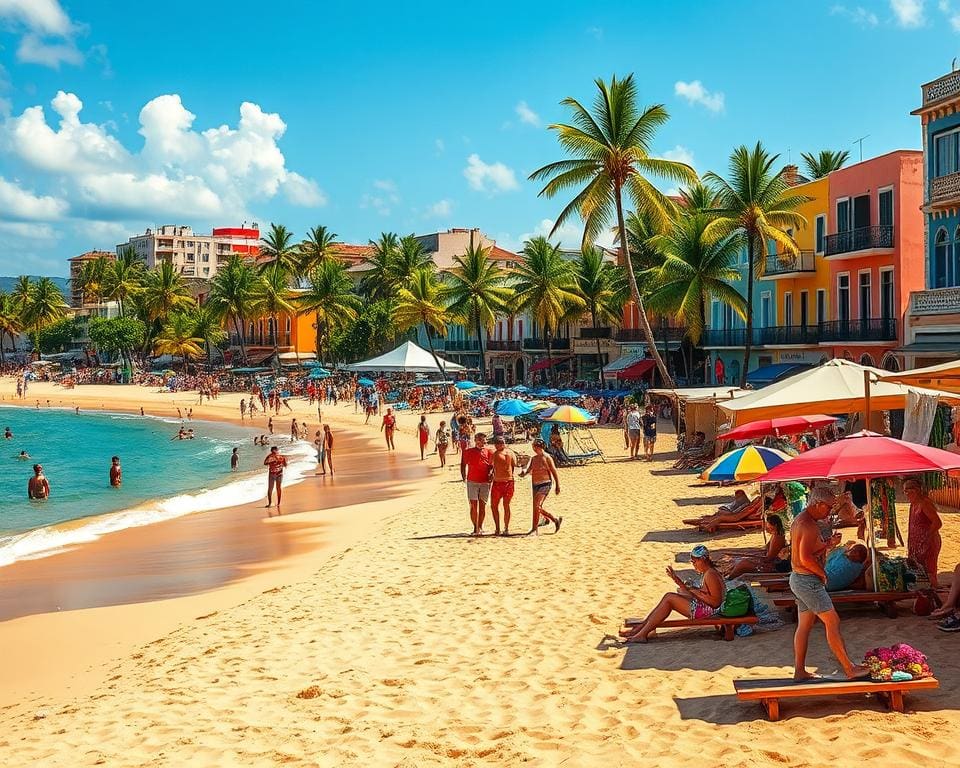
left=0, top=408, right=315, bottom=566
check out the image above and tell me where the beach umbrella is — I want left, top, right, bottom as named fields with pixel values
left=555, top=389, right=581, bottom=399
left=496, top=399, right=534, bottom=417
left=700, top=445, right=791, bottom=483
left=455, top=380, right=479, bottom=390
left=510, top=384, right=530, bottom=393
left=527, top=400, right=556, bottom=412
left=718, top=414, right=838, bottom=442
left=541, top=405, right=596, bottom=425
left=358, top=377, right=375, bottom=387
left=308, top=369, right=331, bottom=380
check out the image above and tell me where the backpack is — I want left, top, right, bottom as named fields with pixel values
left=718, top=583, right=752, bottom=617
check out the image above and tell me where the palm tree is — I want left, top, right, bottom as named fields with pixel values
left=297, top=260, right=362, bottom=365
left=360, top=232, right=400, bottom=300
left=393, top=266, right=451, bottom=378
left=800, top=149, right=850, bottom=180
left=529, top=73, right=696, bottom=386
left=154, top=312, right=204, bottom=371
left=258, top=223, right=299, bottom=274
left=705, top=143, right=810, bottom=385
left=390, top=235, right=433, bottom=287
left=10, top=275, right=32, bottom=313
left=679, top=181, right=721, bottom=213
left=190, top=304, right=228, bottom=366
left=103, top=247, right=145, bottom=315
left=0, top=292, right=23, bottom=364
left=207, top=254, right=262, bottom=365
left=444, top=242, right=512, bottom=382
left=74, top=256, right=111, bottom=306
left=142, top=260, right=193, bottom=322
left=574, top=247, right=627, bottom=384
left=22, top=277, right=69, bottom=358
left=645, top=212, right=747, bottom=378
left=253, top=262, right=296, bottom=363
left=514, top=237, right=584, bottom=384
left=298, top=225, right=338, bottom=279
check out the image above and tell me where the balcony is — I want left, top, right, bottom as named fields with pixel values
left=702, top=328, right=754, bottom=347
left=909, top=287, right=960, bottom=316
left=615, top=327, right=686, bottom=343
left=758, top=324, right=820, bottom=346
left=929, top=172, right=960, bottom=210
left=442, top=339, right=481, bottom=352
left=578, top=326, right=612, bottom=339
left=818, top=318, right=897, bottom=342
left=824, top=225, right=894, bottom=258
left=920, top=71, right=960, bottom=109
left=486, top=339, right=522, bottom=352
left=522, top=337, right=570, bottom=351
left=762, top=250, right=816, bottom=279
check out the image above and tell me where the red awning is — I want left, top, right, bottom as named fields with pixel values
left=617, top=359, right=656, bottom=380
left=529, top=355, right=573, bottom=372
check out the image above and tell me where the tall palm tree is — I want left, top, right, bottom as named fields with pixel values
left=154, top=312, right=204, bottom=371
left=207, top=254, right=262, bottom=365
left=297, top=260, right=362, bottom=365
left=103, top=247, right=145, bottom=316
left=390, top=235, right=433, bottom=287
left=705, top=143, right=810, bottom=385
left=360, top=232, right=400, bottom=300
left=800, top=149, right=850, bottom=180
left=444, top=242, right=512, bottom=381
left=258, top=223, right=299, bottom=274
left=142, top=260, right=193, bottom=322
left=0, top=292, right=23, bottom=364
left=393, top=266, right=451, bottom=378
left=253, top=262, right=296, bottom=363
left=529, top=73, right=696, bottom=386
left=574, top=247, right=627, bottom=384
left=298, top=225, right=338, bottom=279
left=10, top=275, right=32, bottom=313
left=514, top=236, right=584, bottom=384
left=22, top=277, right=69, bottom=357
left=679, top=181, right=721, bottom=213
left=190, top=304, right=228, bottom=366
left=645, top=212, right=747, bottom=377
left=74, top=256, right=111, bottom=306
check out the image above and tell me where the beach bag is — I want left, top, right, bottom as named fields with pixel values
left=877, top=555, right=907, bottom=593
left=719, top=583, right=752, bottom=617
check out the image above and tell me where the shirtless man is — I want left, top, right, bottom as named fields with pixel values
left=518, top=439, right=562, bottom=535
left=109, top=456, right=122, bottom=487
left=263, top=446, right=287, bottom=508
left=789, top=485, right=869, bottom=681
left=490, top=435, right=517, bottom=536
left=28, top=464, right=49, bottom=499
left=290, top=418, right=299, bottom=443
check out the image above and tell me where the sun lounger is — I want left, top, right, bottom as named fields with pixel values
left=733, top=676, right=940, bottom=721
left=624, top=614, right=758, bottom=641
left=681, top=518, right=764, bottom=532
left=773, top=590, right=918, bottom=620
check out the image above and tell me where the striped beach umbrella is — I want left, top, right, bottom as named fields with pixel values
left=700, top=445, right=791, bottom=483
left=540, top=405, right=596, bottom=424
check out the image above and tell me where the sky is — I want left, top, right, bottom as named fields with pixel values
left=0, top=0, right=956, bottom=276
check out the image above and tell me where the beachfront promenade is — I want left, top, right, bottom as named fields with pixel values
left=0, top=384, right=958, bottom=767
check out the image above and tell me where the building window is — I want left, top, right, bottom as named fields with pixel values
left=285, top=317, right=292, bottom=333
left=815, top=215, right=825, bottom=254
left=838, top=274, right=850, bottom=323
left=784, top=292, right=793, bottom=327
left=878, top=189, right=893, bottom=227
left=934, top=130, right=960, bottom=178
left=816, top=288, right=826, bottom=325
left=935, top=227, right=950, bottom=289
left=800, top=290, right=809, bottom=329
left=760, top=292, right=772, bottom=328
left=880, top=269, right=894, bottom=320
left=859, top=272, right=871, bottom=320
left=837, top=198, right=851, bottom=233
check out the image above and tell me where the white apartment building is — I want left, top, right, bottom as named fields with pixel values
left=116, top=224, right=261, bottom=279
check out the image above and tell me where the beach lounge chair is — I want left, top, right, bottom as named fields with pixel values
left=733, top=676, right=939, bottom=721
left=773, top=590, right=920, bottom=620
left=624, top=614, right=758, bottom=641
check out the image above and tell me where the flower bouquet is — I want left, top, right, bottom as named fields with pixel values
left=863, top=643, right=933, bottom=682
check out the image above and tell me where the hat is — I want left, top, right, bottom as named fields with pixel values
left=690, top=544, right=709, bottom=559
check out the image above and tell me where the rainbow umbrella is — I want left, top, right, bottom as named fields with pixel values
left=700, top=445, right=791, bottom=483
left=540, top=404, right=596, bottom=425
left=527, top=400, right=556, bottom=411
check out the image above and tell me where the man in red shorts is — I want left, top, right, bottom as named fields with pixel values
left=490, top=435, right=517, bottom=536
left=462, top=432, right=494, bottom=536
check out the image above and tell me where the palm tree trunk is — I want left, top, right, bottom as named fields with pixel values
left=614, top=183, right=674, bottom=387
left=475, top=314, right=485, bottom=383
left=545, top=329, right=554, bottom=386
left=272, top=313, right=280, bottom=370
left=0, top=332, right=6, bottom=365
left=424, top=326, right=447, bottom=379
left=742, top=236, right=755, bottom=387
left=234, top=313, right=248, bottom=365
left=592, top=308, right=604, bottom=386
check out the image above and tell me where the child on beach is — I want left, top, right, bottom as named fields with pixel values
left=518, top=439, right=562, bottom=535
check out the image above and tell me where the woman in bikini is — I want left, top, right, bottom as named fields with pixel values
left=721, top=515, right=788, bottom=578
left=518, top=439, right=562, bottom=535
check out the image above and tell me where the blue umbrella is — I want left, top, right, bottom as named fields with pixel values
left=358, top=377, right=375, bottom=387
left=555, top=389, right=581, bottom=399
left=308, top=369, right=330, bottom=379
left=533, top=388, right=552, bottom=396
left=510, top=384, right=530, bottom=393
left=455, top=380, right=478, bottom=390
left=496, top=399, right=534, bottom=417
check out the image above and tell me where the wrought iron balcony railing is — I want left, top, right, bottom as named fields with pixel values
left=824, top=225, right=894, bottom=257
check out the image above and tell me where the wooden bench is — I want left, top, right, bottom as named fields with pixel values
left=625, top=614, right=758, bottom=641
left=734, top=676, right=939, bottom=721
left=773, top=590, right=917, bottom=620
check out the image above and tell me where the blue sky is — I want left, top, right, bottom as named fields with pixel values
left=0, top=0, right=955, bottom=275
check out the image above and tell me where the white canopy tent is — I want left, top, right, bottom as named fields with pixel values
left=344, top=341, right=466, bottom=373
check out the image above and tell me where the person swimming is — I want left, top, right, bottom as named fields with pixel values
left=4, top=427, right=12, bottom=439
left=109, top=456, right=122, bottom=487
left=17, top=450, right=29, bottom=460
left=28, top=464, right=50, bottom=499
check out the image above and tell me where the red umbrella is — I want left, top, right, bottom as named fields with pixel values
left=718, top=414, right=837, bottom=441
left=759, top=430, right=960, bottom=483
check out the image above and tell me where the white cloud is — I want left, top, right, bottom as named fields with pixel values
left=891, top=0, right=925, bottom=26
left=662, top=144, right=695, bottom=168
left=0, top=0, right=75, bottom=35
left=463, top=154, right=519, bottom=194
left=373, top=179, right=398, bottom=194
left=0, top=177, right=67, bottom=220
left=830, top=5, right=880, bottom=25
left=674, top=80, right=725, bottom=113
left=0, top=90, right=325, bottom=226
left=0, top=221, right=58, bottom=241
left=360, top=179, right=399, bottom=215
left=586, top=25, right=604, bottom=40
left=435, top=138, right=445, bottom=154
left=424, top=199, right=452, bottom=218
left=938, top=0, right=960, bottom=27
left=515, top=100, right=540, bottom=126
left=0, top=0, right=85, bottom=69
left=17, top=33, right=83, bottom=68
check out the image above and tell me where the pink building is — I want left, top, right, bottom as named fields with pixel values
left=822, top=150, right=924, bottom=370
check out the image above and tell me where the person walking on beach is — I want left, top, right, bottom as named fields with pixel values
left=789, top=486, right=869, bottom=681
left=268, top=417, right=274, bottom=435
left=642, top=404, right=657, bottom=462
left=28, top=463, right=50, bottom=499
left=290, top=419, right=299, bottom=443
left=462, top=432, right=494, bottom=536
left=314, top=430, right=325, bottom=474
left=417, top=415, right=430, bottom=460
left=231, top=448, right=239, bottom=471
left=625, top=403, right=642, bottom=460
left=109, top=456, right=122, bottom=487
left=519, top=439, right=562, bottom=535
left=322, top=424, right=334, bottom=475
left=490, top=435, right=517, bottom=536
left=263, top=446, right=287, bottom=508
left=435, top=420, right=450, bottom=468
left=382, top=408, right=397, bottom=451
left=240, top=399, right=246, bottom=420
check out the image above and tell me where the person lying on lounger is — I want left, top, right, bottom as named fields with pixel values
left=718, top=489, right=751, bottom=514
left=619, top=545, right=726, bottom=643
left=722, top=516, right=788, bottom=578
left=689, top=494, right=762, bottom=533
left=825, top=543, right=870, bottom=591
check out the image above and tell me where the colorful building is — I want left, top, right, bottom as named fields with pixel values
left=117, top=224, right=261, bottom=280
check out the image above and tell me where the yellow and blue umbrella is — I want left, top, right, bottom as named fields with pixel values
left=700, top=445, right=791, bottom=483
left=540, top=404, right=596, bottom=425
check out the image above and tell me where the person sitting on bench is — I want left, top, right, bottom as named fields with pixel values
left=723, top=515, right=788, bottom=578
left=619, top=545, right=725, bottom=643
left=825, top=543, right=870, bottom=591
